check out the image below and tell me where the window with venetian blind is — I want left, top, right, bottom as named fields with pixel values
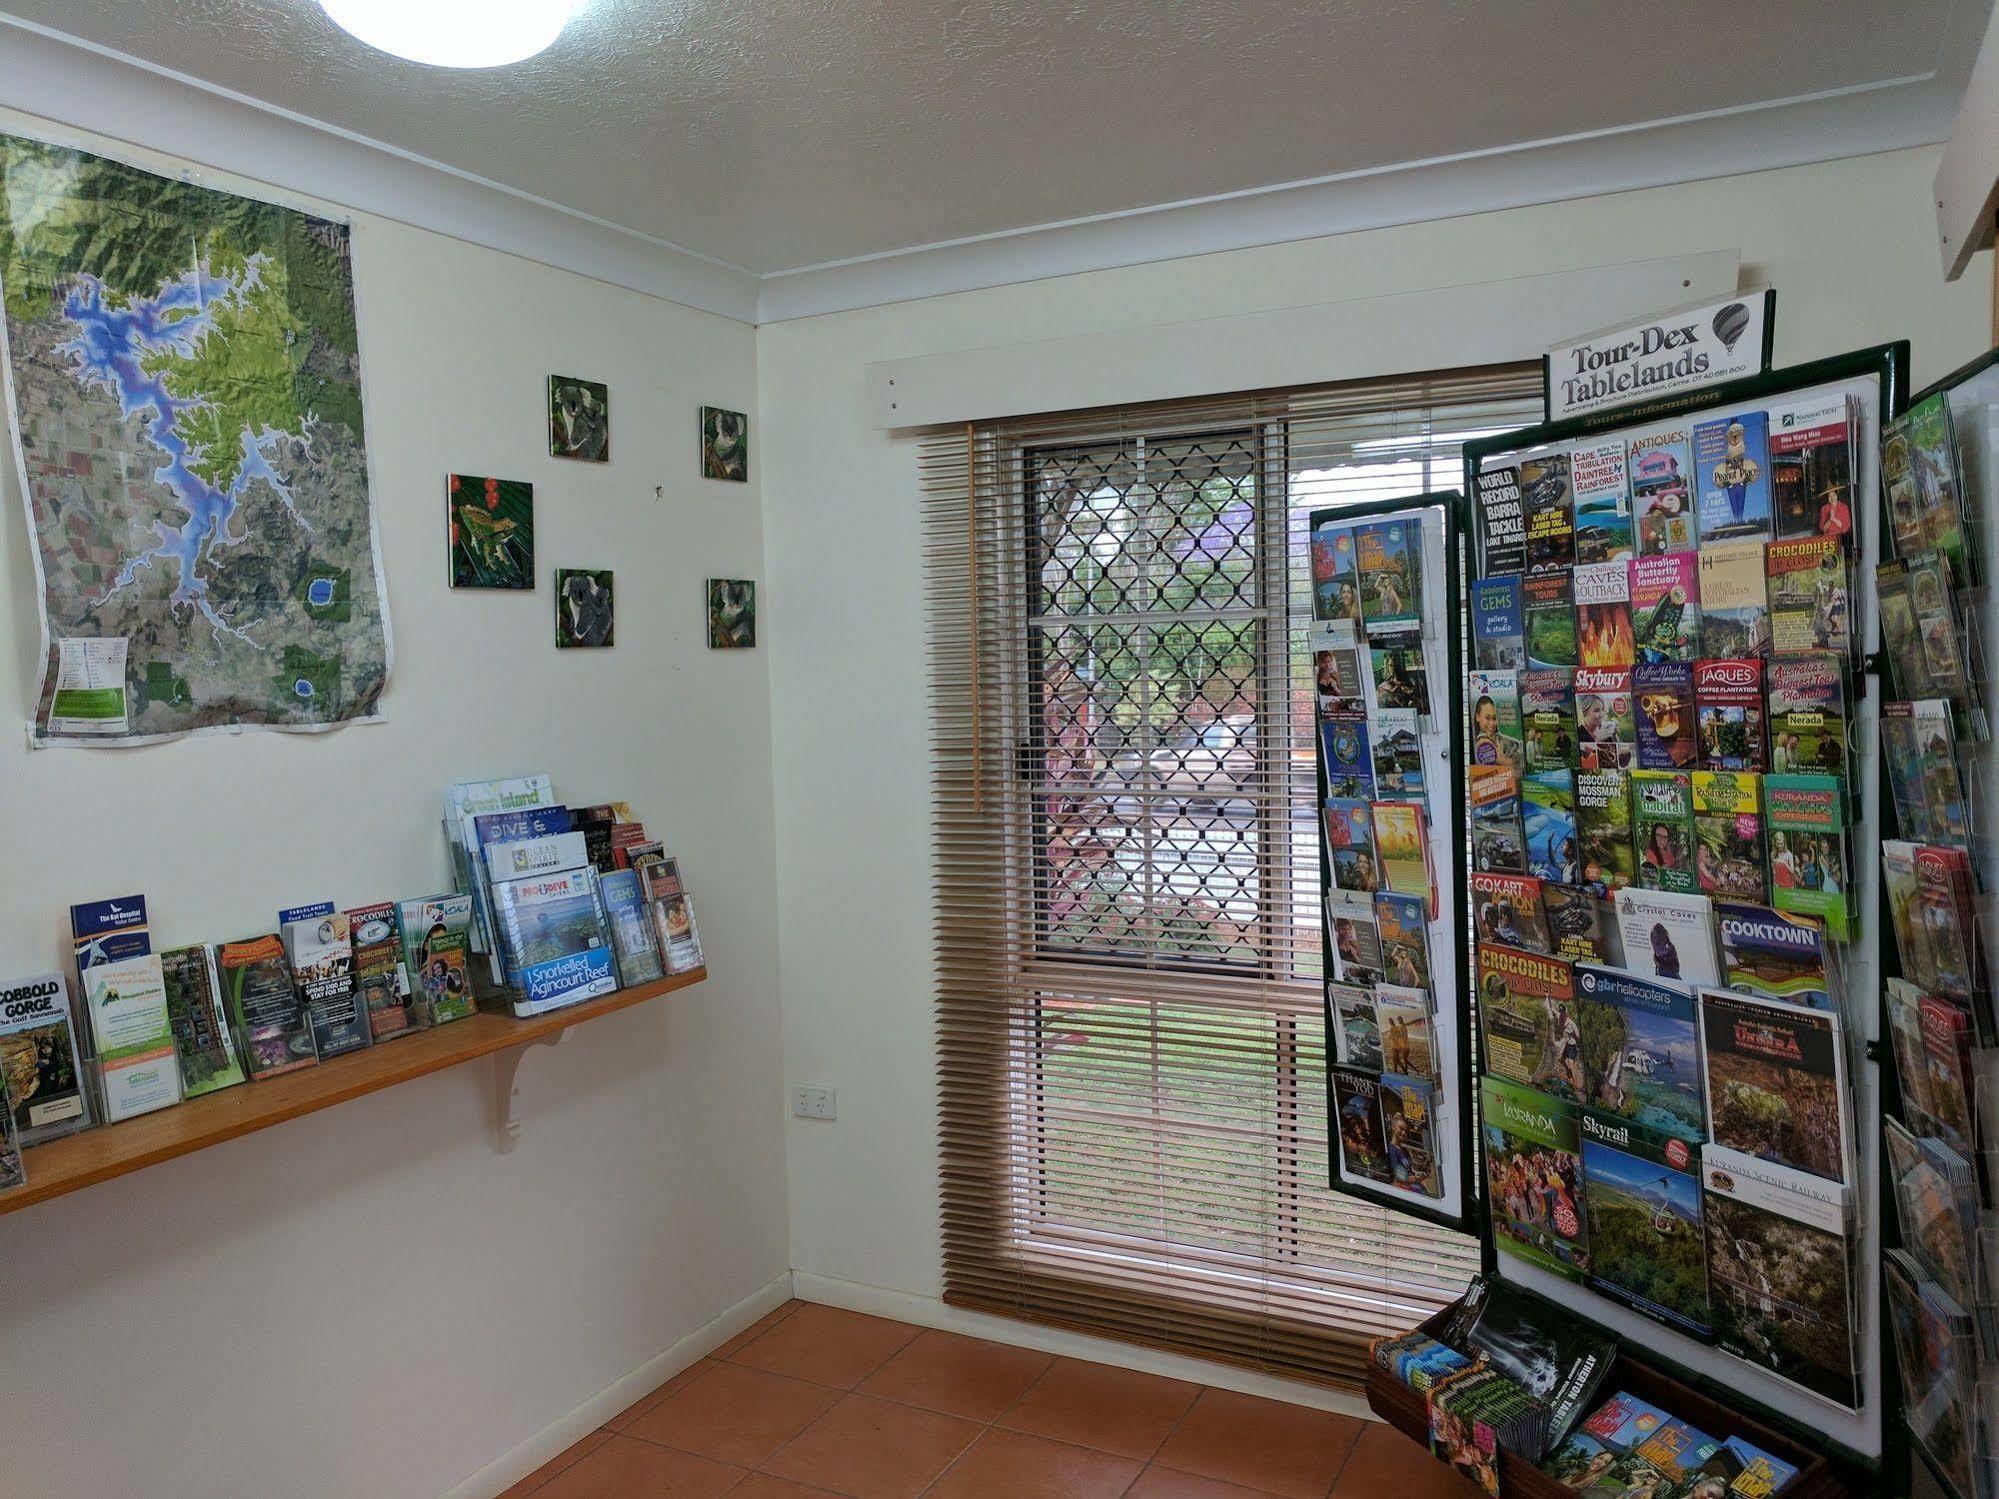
left=922, top=362, right=1543, bottom=1387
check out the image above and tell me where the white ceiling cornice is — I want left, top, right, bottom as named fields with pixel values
left=0, top=7, right=1983, bottom=328
left=756, top=73, right=1963, bottom=322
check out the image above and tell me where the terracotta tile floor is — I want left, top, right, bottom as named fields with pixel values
left=502, top=1301, right=1479, bottom=1498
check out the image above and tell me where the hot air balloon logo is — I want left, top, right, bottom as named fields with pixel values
left=1711, top=301, right=1751, bottom=354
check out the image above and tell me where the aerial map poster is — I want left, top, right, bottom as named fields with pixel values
left=0, top=134, right=390, bottom=745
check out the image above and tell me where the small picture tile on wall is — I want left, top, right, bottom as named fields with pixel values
left=707, top=578, right=756, bottom=648
left=550, top=375, right=609, bottom=462
left=447, top=474, right=534, bottom=589
left=556, top=569, right=615, bottom=647
left=702, top=406, right=748, bottom=482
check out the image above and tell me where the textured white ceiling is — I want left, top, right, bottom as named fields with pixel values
left=0, top=0, right=1966, bottom=273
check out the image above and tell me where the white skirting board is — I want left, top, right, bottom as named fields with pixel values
left=790, top=1271, right=1376, bottom=1423
left=442, top=1270, right=797, bottom=1499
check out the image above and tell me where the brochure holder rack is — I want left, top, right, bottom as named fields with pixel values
left=1315, top=493, right=1478, bottom=1232
left=1349, top=344, right=1908, bottom=1491
left=1880, top=346, right=1999, bottom=1499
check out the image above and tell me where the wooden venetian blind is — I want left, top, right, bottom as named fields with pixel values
left=922, top=362, right=1543, bottom=1388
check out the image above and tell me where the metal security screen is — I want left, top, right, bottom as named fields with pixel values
left=924, top=364, right=1541, bottom=1386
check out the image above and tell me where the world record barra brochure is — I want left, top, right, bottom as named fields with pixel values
left=0, top=971, right=93, bottom=1143
left=1482, top=1075, right=1589, bottom=1281
left=1474, top=462, right=1526, bottom=576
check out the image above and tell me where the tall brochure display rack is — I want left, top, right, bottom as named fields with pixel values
left=1341, top=335, right=1913, bottom=1497
left=1874, top=347, right=1999, bottom=1499
left=1311, top=493, right=1476, bottom=1232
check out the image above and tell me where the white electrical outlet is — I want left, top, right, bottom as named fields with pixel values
left=793, top=1085, right=837, bottom=1120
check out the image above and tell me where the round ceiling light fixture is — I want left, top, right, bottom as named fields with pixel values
left=318, top=0, right=580, bottom=68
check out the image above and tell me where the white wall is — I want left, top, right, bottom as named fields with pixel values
left=0, top=112, right=787, bottom=1499
left=757, top=145, right=1995, bottom=1306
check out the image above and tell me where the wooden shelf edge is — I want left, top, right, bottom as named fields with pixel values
left=0, top=967, right=707, bottom=1217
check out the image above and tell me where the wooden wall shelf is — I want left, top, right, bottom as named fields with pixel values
left=0, top=969, right=705, bottom=1217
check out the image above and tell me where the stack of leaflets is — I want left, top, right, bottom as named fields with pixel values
left=1699, top=989, right=1850, bottom=1185
left=600, top=869, right=665, bottom=985
left=1578, top=1109, right=1709, bottom=1338
left=1473, top=466, right=1527, bottom=578
left=1446, top=1276, right=1617, bottom=1455
left=218, top=934, right=319, bottom=1079
left=69, top=894, right=150, bottom=971
left=1573, top=560, right=1634, bottom=667
left=1628, top=423, right=1698, bottom=554
left=1543, top=884, right=1612, bottom=963
left=1476, top=945, right=1579, bottom=1100
left=1553, top=1389, right=1800, bottom=1496
left=640, top=858, right=706, bottom=975
left=1693, top=410, right=1772, bottom=542
left=1883, top=840, right=1984, bottom=1008
left=1354, top=517, right=1423, bottom=635
left=1429, top=1366, right=1540, bottom=1496
left=1634, top=662, right=1698, bottom=774
left=1766, top=654, right=1848, bottom=779
left=1763, top=773, right=1851, bottom=939
left=1572, top=964, right=1703, bottom=1143
left=1371, top=1330, right=1472, bottom=1393
left=1482, top=1075, right=1589, bottom=1280
left=1701, top=1143, right=1859, bottom=1410
left=1692, top=658, right=1764, bottom=771
left=1472, top=576, right=1524, bottom=670
left=1883, top=1117, right=1983, bottom=1336
left=1332, top=1067, right=1394, bottom=1183
left=1470, top=765, right=1526, bottom=873
left=1470, top=872, right=1550, bottom=954
left=0, top=1099, right=20, bottom=1191
left=1631, top=769, right=1696, bottom=891
left=280, top=902, right=372, bottom=1059
left=445, top=773, right=556, bottom=964
left=1713, top=902, right=1831, bottom=1011
left=1880, top=699, right=1971, bottom=845
left=80, top=953, right=183, bottom=1122
left=1574, top=666, right=1635, bottom=772
left=1690, top=770, right=1765, bottom=903
left=1612, top=886, right=1722, bottom=987
left=158, top=945, right=247, bottom=1097
left=472, top=800, right=574, bottom=985
left=398, top=895, right=476, bottom=1025
left=1885, top=1247, right=1979, bottom=1499
left=1697, top=540, right=1770, bottom=658
left=488, top=829, right=618, bottom=1017
left=0, top=972, right=93, bottom=1143
left=1883, top=390, right=1978, bottom=584
left=347, top=902, right=419, bottom=1042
